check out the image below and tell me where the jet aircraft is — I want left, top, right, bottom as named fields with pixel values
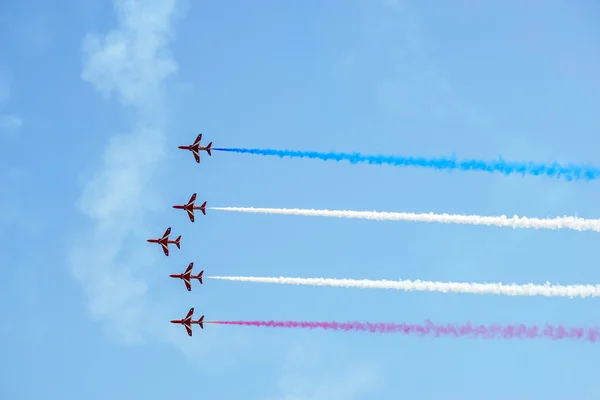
left=178, top=133, right=212, bottom=163
left=147, top=227, right=181, bottom=256
left=171, top=307, right=204, bottom=336
left=170, top=262, right=204, bottom=291
left=173, top=193, right=207, bottom=222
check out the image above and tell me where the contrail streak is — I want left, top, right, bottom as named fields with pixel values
left=206, top=275, right=600, bottom=299
left=213, top=147, right=600, bottom=182
left=204, top=319, right=600, bottom=342
left=208, top=206, right=600, bottom=233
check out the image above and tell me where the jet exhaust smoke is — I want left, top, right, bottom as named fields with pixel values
left=208, top=206, right=600, bottom=233
left=206, top=275, right=600, bottom=298
left=213, top=147, right=600, bottom=182
left=206, top=319, right=600, bottom=342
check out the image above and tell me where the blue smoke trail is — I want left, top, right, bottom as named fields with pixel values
left=213, top=147, right=600, bottom=181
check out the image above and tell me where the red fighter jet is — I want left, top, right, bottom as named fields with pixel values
left=178, top=133, right=212, bottom=163
left=147, top=227, right=181, bottom=256
left=172, top=193, right=207, bottom=222
left=171, top=307, right=204, bottom=336
left=170, top=262, right=204, bottom=291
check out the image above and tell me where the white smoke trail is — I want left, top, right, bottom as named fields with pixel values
left=209, top=207, right=600, bottom=232
left=206, top=275, right=600, bottom=298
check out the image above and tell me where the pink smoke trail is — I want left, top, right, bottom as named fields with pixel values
left=206, top=320, right=600, bottom=342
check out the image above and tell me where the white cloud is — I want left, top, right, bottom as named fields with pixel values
left=264, top=340, right=384, bottom=400
left=69, top=0, right=182, bottom=343
left=81, top=0, right=178, bottom=110
left=0, top=69, right=10, bottom=107
left=0, top=69, right=23, bottom=138
left=0, top=114, right=23, bottom=137
left=268, top=367, right=380, bottom=400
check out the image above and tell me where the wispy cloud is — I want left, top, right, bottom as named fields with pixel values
left=0, top=69, right=10, bottom=106
left=266, top=368, right=380, bottom=400
left=0, top=69, right=23, bottom=138
left=264, top=339, right=384, bottom=400
left=68, top=0, right=182, bottom=344
left=0, top=114, right=23, bottom=137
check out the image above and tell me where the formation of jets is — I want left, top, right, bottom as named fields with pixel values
left=146, top=133, right=212, bottom=336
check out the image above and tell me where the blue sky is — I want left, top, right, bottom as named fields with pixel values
left=1, top=0, right=600, bottom=398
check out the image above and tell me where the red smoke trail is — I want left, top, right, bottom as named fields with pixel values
left=206, top=320, right=600, bottom=342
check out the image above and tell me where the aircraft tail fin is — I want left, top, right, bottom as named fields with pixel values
left=175, top=235, right=181, bottom=249
left=198, top=270, right=204, bottom=284
left=199, top=315, right=204, bottom=329
left=200, top=201, right=207, bottom=215
left=206, top=142, right=212, bottom=156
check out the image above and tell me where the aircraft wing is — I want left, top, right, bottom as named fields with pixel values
left=194, top=134, right=202, bottom=146
left=188, top=193, right=197, bottom=206
left=185, top=324, right=193, bottom=336
left=186, top=308, right=194, bottom=319
left=186, top=208, right=195, bottom=222
left=185, top=263, right=194, bottom=274
left=162, top=227, right=171, bottom=240
left=192, top=149, right=200, bottom=163
left=161, top=243, right=169, bottom=256
left=184, top=279, right=192, bottom=291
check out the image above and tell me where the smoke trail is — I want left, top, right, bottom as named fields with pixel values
left=206, top=275, right=600, bottom=299
left=205, top=319, right=600, bottom=342
left=213, top=147, right=600, bottom=182
left=208, top=206, right=600, bottom=233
